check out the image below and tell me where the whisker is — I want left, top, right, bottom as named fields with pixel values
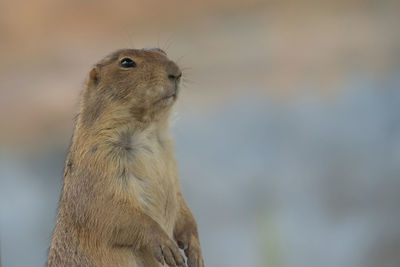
left=162, top=35, right=175, bottom=52
left=157, top=33, right=160, bottom=50
left=180, top=66, right=193, bottom=72
left=121, top=28, right=136, bottom=49
left=181, top=78, right=197, bottom=87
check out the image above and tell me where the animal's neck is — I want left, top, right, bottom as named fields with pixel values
left=131, top=119, right=171, bottom=146
left=73, top=108, right=173, bottom=158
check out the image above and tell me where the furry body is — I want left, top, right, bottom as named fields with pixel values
left=47, top=48, right=203, bottom=267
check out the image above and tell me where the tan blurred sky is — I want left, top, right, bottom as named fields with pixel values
left=0, top=0, right=399, bottom=149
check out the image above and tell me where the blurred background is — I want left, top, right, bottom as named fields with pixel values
left=1, top=0, right=400, bottom=266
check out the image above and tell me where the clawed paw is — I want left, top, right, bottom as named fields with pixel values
left=185, top=244, right=204, bottom=267
left=151, top=237, right=186, bottom=267
left=176, top=235, right=204, bottom=267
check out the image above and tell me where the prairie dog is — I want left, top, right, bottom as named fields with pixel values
left=47, top=48, right=204, bottom=267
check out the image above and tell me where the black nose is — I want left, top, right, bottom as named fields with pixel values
left=166, top=60, right=181, bottom=82
left=168, top=72, right=182, bottom=82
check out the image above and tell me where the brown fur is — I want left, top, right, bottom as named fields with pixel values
left=47, top=48, right=204, bottom=267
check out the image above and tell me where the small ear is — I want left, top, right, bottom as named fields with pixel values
left=87, top=66, right=100, bottom=88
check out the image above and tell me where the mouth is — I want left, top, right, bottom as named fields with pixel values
left=162, top=88, right=177, bottom=100
left=154, top=91, right=177, bottom=105
left=165, top=92, right=177, bottom=99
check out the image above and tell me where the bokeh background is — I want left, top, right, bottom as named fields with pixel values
left=1, top=0, right=400, bottom=266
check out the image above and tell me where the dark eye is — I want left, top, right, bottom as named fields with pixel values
left=120, top=58, right=137, bottom=68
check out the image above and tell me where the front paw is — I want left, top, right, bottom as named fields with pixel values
left=148, top=233, right=186, bottom=267
left=177, top=235, right=204, bottom=267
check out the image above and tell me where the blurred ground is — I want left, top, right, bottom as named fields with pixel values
left=0, top=0, right=400, bottom=266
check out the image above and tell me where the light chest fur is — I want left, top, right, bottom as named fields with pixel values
left=123, top=123, right=179, bottom=235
